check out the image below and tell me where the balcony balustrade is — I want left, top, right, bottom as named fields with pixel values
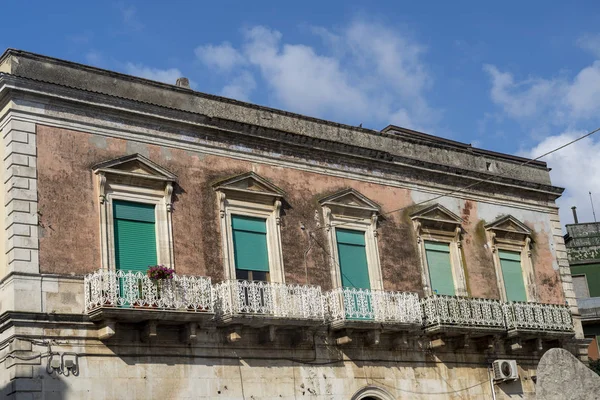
left=214, top=280, right=325, bottom=325
left=504, top=301, right=574, bottom=336
left=84, top=270, right=575, bottom=341
left=325, top=287, right=422, bottom=330
left=422, top=295, right=506, bottom=334
left=84, top=269, right=214, bottom=323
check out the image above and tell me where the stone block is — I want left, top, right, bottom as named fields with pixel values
left=5, top=188, right=37, bottom=203
left=6, top=200, right=31, bottom=215
left=8, top=365, right=33, bottom=380
left=6, top=166, right=36, bottom=181
left=6, top=142, right=36, bottom=157
left=6, top=120, right=36, bottom=134
left=7, top=177, right=32, bottom=191
left=10, top=378, right=42, bottom=392
left=4, top=154, right=31, bottom=169
left=9, top=339, right=32, bottom=352
left=4, top=130, right=29, bottom=145
left=7, top=236, right=39, bottom=251
left=8, top=248, right=33, bottom=262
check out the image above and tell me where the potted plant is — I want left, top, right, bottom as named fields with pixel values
left=146, top=265, right=174, bottom=307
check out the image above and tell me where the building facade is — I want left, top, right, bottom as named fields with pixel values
left=565, top=214, right=600, bottom=360
left=0, top=49, right=586, bottom=399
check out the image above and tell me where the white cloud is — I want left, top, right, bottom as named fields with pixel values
left=577, top=33, right=600, bottom=58
left=195, top=42, right=245, bottom=71
left=565, top=61, right=600, bottom=119
left=484, top=61, right=600, bottom=123
left=485, top=38, right=600, bottom=224
left=194, top=21, right=437, bottom=130
left=119, top=4, right=144, bottom=32
left=220, top=71, right=256, bottom=101
left=124, top=63, right=183, bottom=85
left=483, top=64, right=562, bottom=119
left=523, top=131, right=600, bottom=225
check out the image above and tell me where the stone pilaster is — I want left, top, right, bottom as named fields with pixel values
left=549, top=211, right=584, bottom=339
left=0, top=117, right=41, bottom=312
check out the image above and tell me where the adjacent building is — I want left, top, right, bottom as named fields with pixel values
left=565, top=209, right=600, bottom=360
left=0, top=49, right=586, bottom=399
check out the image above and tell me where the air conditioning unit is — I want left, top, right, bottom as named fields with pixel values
left=492, top=360, right=519, bottom=381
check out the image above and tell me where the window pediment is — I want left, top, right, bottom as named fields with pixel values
left=92, top=154, right=177, bottom=183
left=485, top=215, right=531, bottom=243
left=213, top=172, right=285, bottom=203
left=411, top=204, right=462, bottom=233
left=319, top=188, right=380, bottom=219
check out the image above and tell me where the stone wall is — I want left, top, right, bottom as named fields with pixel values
left=0, top=328, right=543, bottom=400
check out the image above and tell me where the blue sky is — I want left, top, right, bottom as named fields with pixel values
left=2, top=1, right=600, bottom=224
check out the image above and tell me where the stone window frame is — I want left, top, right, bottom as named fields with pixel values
left=485, top=215, right=537, bottom=302
left=319, top=189, right=384, bottom=291
left=213, top=172, right=286, bottom=283
left=93, top=154, right=177, bottom=271
left=411, top=204, right=468, bottom=297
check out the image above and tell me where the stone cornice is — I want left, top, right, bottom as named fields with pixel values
left=0, top=73, right=564, bottom=201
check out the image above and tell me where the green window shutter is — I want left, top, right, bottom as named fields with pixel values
left=499, top=250, right=527, bottom=302
left=336, top=228, right=371, bottom=289
left=113, top=200, right=157, bottom=272
left=424, top=241, right=455, bottom=296
left=232, top=215, right=269, bottom=272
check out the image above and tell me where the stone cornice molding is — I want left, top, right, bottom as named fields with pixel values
left=0, top=74, right=564, bottom=201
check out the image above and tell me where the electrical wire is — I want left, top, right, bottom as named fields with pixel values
left=369, top=376, right=490, bottom=396
left=301, top=126, right=600, bottom=276
left=313, top=126, right=600, bottom=234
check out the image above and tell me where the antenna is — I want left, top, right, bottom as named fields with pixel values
left=591, top=192, right=598, bottom=223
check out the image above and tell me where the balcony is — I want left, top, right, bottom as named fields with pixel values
left=422, top=295, right=506, bottom=335
left=325, top=287, right=422, bottom=330
left=214, top=280, right=325, bottom=326
left=504, top=301, right=574, bottom=337
left=84, top=269, right=214, bottom=325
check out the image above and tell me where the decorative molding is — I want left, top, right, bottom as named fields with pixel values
left=0, top=73, right=564, bottom=201
left=485, top=214, right=532, bottom=236
left=94, top=154, right=176, bottom=270
left=485, top=215, right=536, bottom=302
left=214, top=172, right=285, bottom=283
left=92, top=153, right=177, bottom=182
left=1, top=103, right=563, bottom=218
left=411, top=204, right=467, bottom=297
left=351, top=385, right=395, bottom=400
left=321, top=188, right=383, bottom=291
left=212, top=171, right=285, bottom=201
left=98, top=173, right=107, bottom=205
left=165, top=182, right=174, bottom=212
left=319, top=188, right=381, bottom=218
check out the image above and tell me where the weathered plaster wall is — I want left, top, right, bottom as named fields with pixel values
left=37, top=125, right=423, bottom=290
left=38, top=124, right=564, bottom=302
left=410, top=191, right=566, bottom=303
left=0, top=331, right=543, bottom=400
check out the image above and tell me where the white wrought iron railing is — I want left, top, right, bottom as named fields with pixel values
left=325, top=287, right=422, bottom=325
left=214, top=280, right=325, bottom=321
left=84, top=269, right=214, bottom=312
left=504, top=301, right=573, bottom=332
left=421, top=295, right=506, bottom=329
